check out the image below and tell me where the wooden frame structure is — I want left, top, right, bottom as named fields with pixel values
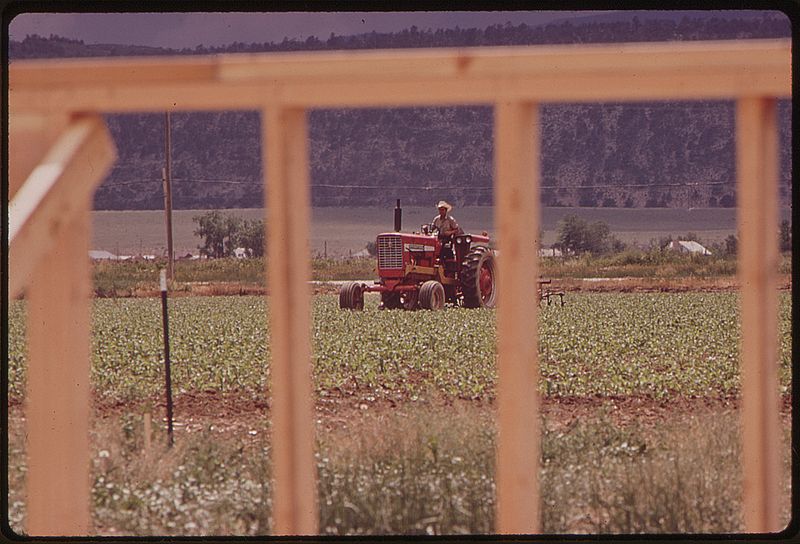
left=8, top=39, right=790, bottom=535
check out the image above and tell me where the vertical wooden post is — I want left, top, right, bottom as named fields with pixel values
left=493, top=101, right=541, bottom=534
left=25, top=202, right=92, bottom=535
left=163, top=112, right=175, bottom=280
left=736, top=97, right=782, bottom=533
left=8, top=111, right=69, bottom=199
left=263, top=106, right=318, bottom=535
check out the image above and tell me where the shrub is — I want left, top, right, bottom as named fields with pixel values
left=555, top=215, right=614, bottom=255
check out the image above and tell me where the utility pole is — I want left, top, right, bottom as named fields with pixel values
left=163, top=112, right=175, bottom=280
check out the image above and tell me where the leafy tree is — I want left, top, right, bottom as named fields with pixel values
left=555, top=214, right=613, bottom=255
left=238, top=219, right=266, bottom=258
left=193, top=211, right=241, bottom=258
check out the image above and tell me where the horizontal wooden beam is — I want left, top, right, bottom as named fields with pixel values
left=9, top=39, right=790, bottom=113
left=8, top=115, right=116, bottom=299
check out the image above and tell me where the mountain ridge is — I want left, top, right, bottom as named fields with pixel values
left=10, top=13, right=791, bottom=210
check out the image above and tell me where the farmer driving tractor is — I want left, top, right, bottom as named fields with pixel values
left=432, top=200, right=462, bottom=260
left=339, top=199, right=499, bottom=310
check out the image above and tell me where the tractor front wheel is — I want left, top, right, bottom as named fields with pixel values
left=339, top=281, right=365, bottom=310
left=460, top=247, right=497, bottom=308
left=418, top=280, right=445, bottom=310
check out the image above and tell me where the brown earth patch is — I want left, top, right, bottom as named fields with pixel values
left=88, top=274, right=791, bottom=299
left=557, top=275, right=791, bottom=293
left=15, top=387, right=781, bottom=439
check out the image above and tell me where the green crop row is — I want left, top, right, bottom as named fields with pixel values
left=7, top=292, right=792, bottom=403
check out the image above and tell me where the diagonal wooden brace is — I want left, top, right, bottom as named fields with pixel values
left=8, top=114, right=116, bottom=299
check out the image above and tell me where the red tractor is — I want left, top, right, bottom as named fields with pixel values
left=339, top=201, right=496, bottom=310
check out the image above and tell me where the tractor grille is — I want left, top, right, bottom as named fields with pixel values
left=377, top=235, right=403, bottom=269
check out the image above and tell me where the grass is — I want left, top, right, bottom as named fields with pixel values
left=542, top=250, right=792, bottom=278
left=88, top=250, right=790, bottom=297
left=91, top=257, right=377, bottom=296
left=539, top=410, right=764, bottom=534
left=6, top=405, right=791, bottom=535
left=542, top=251, right=734, bottom=278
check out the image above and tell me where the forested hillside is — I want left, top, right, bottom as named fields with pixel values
left=10, top=13, right=791, bottom=209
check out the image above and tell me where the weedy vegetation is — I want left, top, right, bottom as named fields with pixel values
left=91, top=257, right=377, bottom=297
left=7, top=405, right=791, bottom=535
left=88, top=252, right=791, bottom=297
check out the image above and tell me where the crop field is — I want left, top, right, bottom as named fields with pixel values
left=8, top=293, right=792, bottom=403
left=6, top=292, right=792, bottom=535
left=90, top=206, right=792, bottom=258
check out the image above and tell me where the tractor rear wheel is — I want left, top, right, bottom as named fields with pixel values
left=460, top=247, right=497, bottom=308
left=339, top=281, right=365, bottom=310
left=418, top=280, right=445, bottom=310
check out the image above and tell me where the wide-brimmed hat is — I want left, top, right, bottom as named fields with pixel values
left=436, top=200, right=452, bottom=211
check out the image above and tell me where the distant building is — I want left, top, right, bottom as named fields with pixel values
left=539, top=247, right=563, bottom=257
left=351, top=248, right=372, bottom=258
left=668, top=240, right=712, bottom=255
left=88, top=250, right=118, bottom=260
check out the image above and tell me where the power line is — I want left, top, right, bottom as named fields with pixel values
left=96, top=178, right=259, bottom=187
left=310, top=181, right=734, bottom=190
left=98, top=179, right=736, bottom=190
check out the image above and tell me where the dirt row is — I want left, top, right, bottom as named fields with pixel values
left=98, top=275, right=791, bottom=299
left=9, top=387, right=781, bottom=438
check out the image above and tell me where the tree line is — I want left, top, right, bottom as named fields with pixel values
left=11, top=13, right=788, bottom=58
left=193, top=211, right=265, bottom=258
left=192, top=210, right=791, bottom=260
left=554, top=215, right=792, bottom=257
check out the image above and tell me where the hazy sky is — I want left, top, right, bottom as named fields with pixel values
left=8, top=11, right=585, bottom=49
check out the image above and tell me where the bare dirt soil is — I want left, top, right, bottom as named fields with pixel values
left=556, top=275, right=792, bottom=293
left=60, top=387, right=791, bottom=440
left=103, top=274, right=792, bottom=299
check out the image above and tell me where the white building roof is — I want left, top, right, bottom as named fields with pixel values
left=88, top=250, right=118, bottom=260
left=674, top=240, right=712, bottom=255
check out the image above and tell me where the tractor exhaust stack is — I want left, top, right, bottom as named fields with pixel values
left=394, top=199, right=402, bottom=232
